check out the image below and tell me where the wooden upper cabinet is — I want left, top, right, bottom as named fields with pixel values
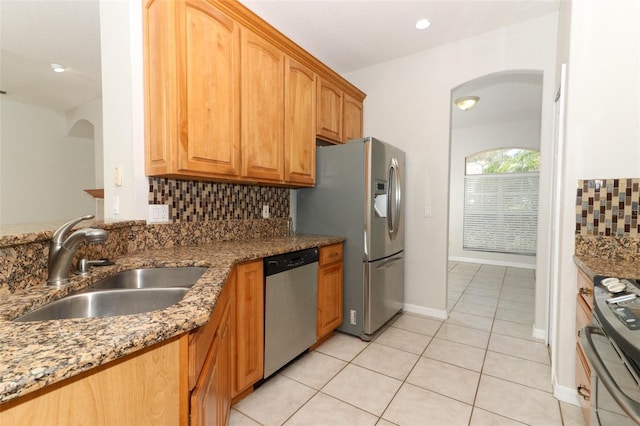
left=343, top=93, right=363, bottom=143
left=181, top=1, right=241, bottom=177
left=143, top=0, right=365, bottom=185
left=316, top=77, right=364, bottom=144
left=144, top=0, right=241, bottom=178
left=240, top=29, right=285, bottom=182
left=285, top=58, right=316, bottom=186
left=143, top=0, right=177, bottom=175
left=316, top=78, right=343, bottom=144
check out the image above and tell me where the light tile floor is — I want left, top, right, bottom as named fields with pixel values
left=231, top=262, right=587, bottom=425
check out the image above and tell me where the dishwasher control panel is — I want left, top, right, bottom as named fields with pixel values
left=264, top=247, right=319, bottom=276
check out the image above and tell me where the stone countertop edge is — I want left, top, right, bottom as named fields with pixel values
left=574, top=255, right=640, bottom=281
left=0, top=234, right=343, bottom=404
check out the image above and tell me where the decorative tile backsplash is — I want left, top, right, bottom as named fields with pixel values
left=148, top=178, right=290, bottom=222
left=576, top=178, right=640, bottom=236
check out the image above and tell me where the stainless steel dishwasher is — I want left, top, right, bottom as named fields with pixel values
left=263, top=247, right=318, bottom=378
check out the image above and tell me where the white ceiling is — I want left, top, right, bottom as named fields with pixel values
left=0, top=0, right=102, bottom=111
left=239, top=0, right=560, bottom=74
left=0, top=0, right=557, bottom=120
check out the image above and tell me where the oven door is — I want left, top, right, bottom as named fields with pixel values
left=581, top=324, right=640, bottom=425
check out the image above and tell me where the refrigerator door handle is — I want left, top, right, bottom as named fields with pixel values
left=375, top=255, right=403, bottom=270
left=387, top=158, right=401, bottom=239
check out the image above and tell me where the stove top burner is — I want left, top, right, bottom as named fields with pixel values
left=596, top=276, right=640, bottom=330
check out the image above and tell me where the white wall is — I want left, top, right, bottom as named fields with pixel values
left=0, top=99, right=96, bottom=224
left=99, top=0, right=147, bottom=221
left=552, top=0, right=640, bottom=403
left=344, top=13, right=559, bottom=321
left=449, top=118, right=541, bottom=267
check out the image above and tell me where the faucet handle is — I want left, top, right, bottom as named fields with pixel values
left=52, top=214, right=95, bottom=244
left=78, top=258, right=114, bottom=274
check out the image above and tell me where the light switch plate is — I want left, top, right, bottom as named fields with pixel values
left=114, top=166, right=123, bottom=186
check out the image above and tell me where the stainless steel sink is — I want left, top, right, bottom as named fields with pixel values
left=13, top=267, right=208, bottom=322
left=14, top=288, right=189, bottom=322
left=88, top=267, right=208, bottom=290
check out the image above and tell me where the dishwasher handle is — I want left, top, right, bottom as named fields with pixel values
left=580, top=325, right=640, bottom=423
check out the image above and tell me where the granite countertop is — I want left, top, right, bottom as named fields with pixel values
left=574, top=255, right=640, bottom=281
left=0, top=234, right=342, bottom=404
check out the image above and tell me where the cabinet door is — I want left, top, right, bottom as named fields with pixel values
left=144, top=0, right=178, bottom=176
left=343, top=93, right=363, bottom=143
left=285, top=58, right=316, bottom=186
left=318, top=261, right=343, bottom=339
left=575, top=343, right=591, bottom=423
left=179, top=1, right=241, bottom=177
left=190, top=292, right=232, bottom=426
left=316, top=78, right=343, bottom=143
left=232, top=260, right=264, bottom=397
left=241, top=29, right=285, bottom=182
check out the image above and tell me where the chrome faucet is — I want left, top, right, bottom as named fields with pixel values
left=47, top=215, right=108, bottom=286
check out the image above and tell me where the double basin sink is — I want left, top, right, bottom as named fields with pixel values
left=14, top=267, right=209, bottom=322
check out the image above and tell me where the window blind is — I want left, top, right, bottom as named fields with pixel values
left=463, top=173, right=539, bottom=255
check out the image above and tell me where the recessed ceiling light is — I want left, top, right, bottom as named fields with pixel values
left=50, top=63, right=66, bottom=73
left=415, top=18, right=431, bottom=30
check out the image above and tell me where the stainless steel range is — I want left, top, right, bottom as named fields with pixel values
left=580, top=276, right=640, bottom=425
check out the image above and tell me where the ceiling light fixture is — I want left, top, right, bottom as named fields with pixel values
left=415, top=18, right=431, bottom=30
left=455, top=96, right=480, bottom=111
left=50, top=63, right=66, bottom=73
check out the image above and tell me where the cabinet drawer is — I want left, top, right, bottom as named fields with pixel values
left=319, top=243, right=343, bottom=266
left=189, top=281, right=231, bottom=390
left=577, top=268, right=594, bottom=310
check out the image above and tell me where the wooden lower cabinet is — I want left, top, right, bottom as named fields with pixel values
left=190, top=287, right=232, bottom=426
left=576, top=267, right=593, bottom=425
left=0, top=336, right=187, bottom=425
left=317, top=243, right=344, bottom=339
left=232, top=260, right=264, bottom=399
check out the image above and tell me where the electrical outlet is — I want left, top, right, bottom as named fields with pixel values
left=112, top=195, right=120, bottom=215
left=148, top=204, right=170, bottom=223
left=350, top=310, right=356, bottom=325
left=262, top=204, right=270, bottom=219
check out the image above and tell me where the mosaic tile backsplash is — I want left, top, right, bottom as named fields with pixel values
left=148, top=178, right=289, bottom=222
left=576, top=178, right=640, bottom=236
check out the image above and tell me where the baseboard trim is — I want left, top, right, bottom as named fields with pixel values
left=553, top=383, right=581, bottom=406
left=403, top=303, right=448, bottom=320
left=532, top=326, right=546, bottom=341
left=448, top=256, right=535, bottom=269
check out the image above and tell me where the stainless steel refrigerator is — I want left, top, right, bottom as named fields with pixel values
left=297, top=137, right=405, bottom=341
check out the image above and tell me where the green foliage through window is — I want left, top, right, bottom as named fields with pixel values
left=466, top=149, right=539, bottom=175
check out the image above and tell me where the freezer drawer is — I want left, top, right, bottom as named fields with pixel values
left=364, top=252, right=404, bottom=335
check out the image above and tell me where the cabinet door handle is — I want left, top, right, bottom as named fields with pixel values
left=579, top=287, right=592, bottom=296
left=577, top=384, right=590, bottom=400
